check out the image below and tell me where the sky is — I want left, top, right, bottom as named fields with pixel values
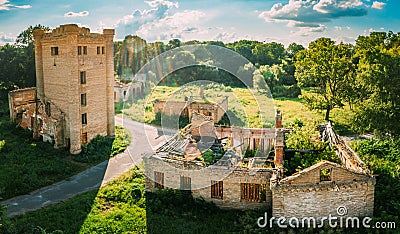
left=0, top=0, right=399, bottom=46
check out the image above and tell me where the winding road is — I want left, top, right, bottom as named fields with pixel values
left=0, top=116, right=175, bottom=217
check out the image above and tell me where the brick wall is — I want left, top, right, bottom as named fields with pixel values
left=272, top=161, right=375, bottom=219
left=33, top=24, right=115, bottom=154
left=272, top=180, right=375, bottom=219
left=144, top=155, right=272, bottom=209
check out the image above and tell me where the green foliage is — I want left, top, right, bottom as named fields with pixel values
left=272, top=85, right=301, bottom=98
left=111, top=126, right=131, bottom=156
left=244, top=147, right=257, bottom=158
left=295, top=38, right=355, bottom=121
left=0, top=205, right=15, bottom=234
left=198, top=149, right=223, bottom=164
left=151, top=112, right=189, bottom=129
left=74, top=126, right=130, bottom=163
left=352, top=32, right=400, bottom=135
left=0, top=25, right=48, bottom=100
left=0, top=140, right=5, bottom=152
left=284, top=123, right=339, bottom=175
left=11, top=166, right=146, bottom=234
left=0, top=110, right=84, bottom=200
left=353, top=138, right=400, bottom=226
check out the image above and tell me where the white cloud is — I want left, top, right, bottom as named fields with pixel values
left=116, top=0, right=179, bottom=36
left=292, top=24, right=327, bottom=37
left=259, top=0, right=368, bottom=31
left=15, top=5, right=31, bottom=9
left=214, top=31, right=238, bottom=43
left=371, top=1, right=386, bottom=9
left=0, top=32, right=15, bottom=45
left=0, top=0, right=31, bottom=11
left=136, top=10, right=207, bottom=41
left=64, top=11, right=89, bottom=17
left=334, top=26, right=352, bottom=31
left=144, top=0, right=178, bottom=8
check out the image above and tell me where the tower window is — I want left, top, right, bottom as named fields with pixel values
left=81, top=93, right=87, bottom=106
left=78, top=46, right=87, bottom=55
left=102, top=46, right=105, bottom=54
left=80, top=71, right=86, bottom=84
left=97, top=46, right=101, bottom=55
left=45, top=102, right=51, bottom=116
left=51, top=47, right=58, bottom=56
left=82, top=132, right=88, bottom=144
left=82, top=113, right=87, bottom=125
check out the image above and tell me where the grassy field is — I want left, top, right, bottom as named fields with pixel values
left=0, top=104, right=130, bottom=201
left=121, top=84, right=353, bottom=133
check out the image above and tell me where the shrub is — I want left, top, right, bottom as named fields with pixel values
left=152, top=112, right=189, bottom=129
left=272, top=84, right=301, bottom=98
left=74, top=126, right=130, bottom=163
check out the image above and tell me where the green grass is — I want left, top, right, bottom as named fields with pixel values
left=0, top=108, right=85, bottom=201
left=0, top=104, right=130, bottom=201
left=73, top=126, right=131, bottom=163
left=121, top=85, right=354, bottom=133
left=8, top=166, right=270, bottom=234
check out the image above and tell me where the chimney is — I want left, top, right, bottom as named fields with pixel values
left=274, top=129, right=284, bottom=169
left=199, top=85, right=204, bottom=99
left=275, top=109, right=282, bottom=128
left=274, top=110, right=284, bottom=169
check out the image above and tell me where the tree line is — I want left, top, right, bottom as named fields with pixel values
left=0, top=25, right=399, bottom=135
left=296, top=33, right=400, bottom=135
left=114, top=36, right=304, bottom=97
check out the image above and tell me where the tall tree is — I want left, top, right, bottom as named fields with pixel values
left=295, top=38, right=355, bottom=121
left=0, top=25, right=48, bottom=100
left=353, top=32, right=400, bottom=135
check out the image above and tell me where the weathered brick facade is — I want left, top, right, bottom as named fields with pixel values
left=144, top=111, right=375, bottom=220
left=144, top=155, right=272, bottom=210
left=9, top=24, right=115, bottom=154
left=271, top=161, right=375, bottom=219
left=153, top=96, right=228, bottom=123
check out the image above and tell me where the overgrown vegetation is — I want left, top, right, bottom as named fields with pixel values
left=9, top=163, right=399, bottom=233
left=0, top=107, right=84, bottom=200
left=197, top=149, right=223, bottom=165
left=0, top=102, right=130, bottom=200
left=9, top=166, right=271, bottom=234
left=284, top=122, right=339, bottom=175
left=73, top=126, right=130, bottom=163
left=151, top=112, right=189, bottom=129
left=352, top=138, right=400, bottom=225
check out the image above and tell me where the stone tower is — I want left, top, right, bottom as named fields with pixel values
left=33, top=24, right=115, bottom=154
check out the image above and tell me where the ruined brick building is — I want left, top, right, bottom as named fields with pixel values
left=151, top=85, right=228, bottom=123
left=8, top=24, right=115, bottom=154
left=144, top=111, right=375, bottom=220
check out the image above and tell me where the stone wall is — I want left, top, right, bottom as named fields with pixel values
left=271, top=161, right=375, bottom=219
left=153, top=96, right=228, bottom=123
left=8, top=88, right=36, bottom=129
left=144, top=155, right=272, bottom=210
left=215, top=126, right=275, bottom=156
